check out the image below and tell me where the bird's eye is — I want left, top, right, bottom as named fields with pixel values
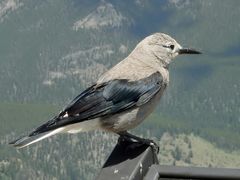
left=170, top=45, right=175, bottom=50
left=163, top=44, right=175, bottom=50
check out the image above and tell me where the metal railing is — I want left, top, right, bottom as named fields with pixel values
left=96, top=138, right=240, bottom=180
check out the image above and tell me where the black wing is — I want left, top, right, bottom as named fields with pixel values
left=31, top=72, right=164, bottom=135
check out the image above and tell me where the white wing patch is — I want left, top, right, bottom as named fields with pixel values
left=63, top=112, right=69, bottom=118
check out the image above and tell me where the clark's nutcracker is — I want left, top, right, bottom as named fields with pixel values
left=10, top=33, right=201, bottom=149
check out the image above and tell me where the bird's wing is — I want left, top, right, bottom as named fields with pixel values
left=30, top=72, right=164, bottom=135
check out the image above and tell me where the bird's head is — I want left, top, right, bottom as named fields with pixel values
left=135, top=33, right=201, bottom=68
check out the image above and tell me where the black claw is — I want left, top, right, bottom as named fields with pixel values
left=118, top=132, right=159, bottom=154
left=141, top=139, right=159, bottom=154
left=150, top=141, right=160, bottom=154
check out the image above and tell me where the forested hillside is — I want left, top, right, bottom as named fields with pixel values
left=0, top=0, right=240, bottom=179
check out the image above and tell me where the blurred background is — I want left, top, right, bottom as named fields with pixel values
left=0, top=0, right=240, bottom=179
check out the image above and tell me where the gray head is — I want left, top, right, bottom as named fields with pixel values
left=133, top=33, right=201, bottom=68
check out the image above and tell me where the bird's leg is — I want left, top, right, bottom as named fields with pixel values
left=117, top=131, right=159, bottom=153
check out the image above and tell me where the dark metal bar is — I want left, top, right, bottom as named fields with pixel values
left=145, top=165, right=240, bottom=179
left=96, top=140, right=158, bottom=180
left=97, top=140, right=240, bottom=180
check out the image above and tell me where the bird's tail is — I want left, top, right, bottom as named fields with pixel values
left=9, top=127, right=64, bottom=149
left=9, top=115, right=66, bottom=149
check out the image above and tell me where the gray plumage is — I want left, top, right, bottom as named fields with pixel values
left=10, top=33, right=201, bottom=148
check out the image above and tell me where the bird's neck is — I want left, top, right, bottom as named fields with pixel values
left=129, top=46, right=169, bottom=71
left=128, top=49, right=170, bottom=83
left=97, top=46, right=170, bottom=84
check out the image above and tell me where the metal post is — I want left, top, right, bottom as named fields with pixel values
left=97, top=139, right=240, bottom=180
left=96, top=140, right=158, bottom=180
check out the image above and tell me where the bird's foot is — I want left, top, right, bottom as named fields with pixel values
left=118, top=132, right=159, bottom=153
left=140, top=138, right=159, bottom=154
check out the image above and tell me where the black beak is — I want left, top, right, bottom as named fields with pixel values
left=178, top=48, right=202, bottom=54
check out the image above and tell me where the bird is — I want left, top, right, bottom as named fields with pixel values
left=9, top=33, right=201, bottom=149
